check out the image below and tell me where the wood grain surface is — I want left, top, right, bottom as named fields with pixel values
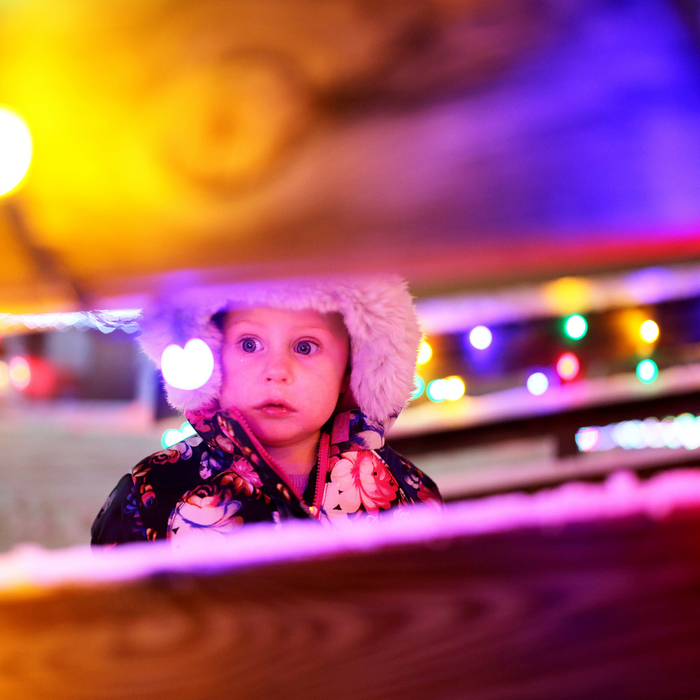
left=1, top=510, right=700, bottom=700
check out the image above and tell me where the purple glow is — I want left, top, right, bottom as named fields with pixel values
left=3, top=468, right=700, bottom=594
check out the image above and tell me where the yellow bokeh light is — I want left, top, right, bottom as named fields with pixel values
left=0, top=107, right=32, bottom=196
left=417, top=340, right=432, bottom=365
left=8, top=356, right=30, bottom=391
left=0, top=361, right=9, bottom=393
left=543, top=276, right=593, bottom=315
left=640, top=319, right=659, bottom=343
left=444, top=376, right=466, bottom=401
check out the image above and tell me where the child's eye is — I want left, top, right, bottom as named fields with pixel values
left=239, top=337, right=262, bottom=353
left=294, top=340, right=319, bottom=356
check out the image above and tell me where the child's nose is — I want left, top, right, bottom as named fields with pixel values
left=264, top=352, right=292, bottom=383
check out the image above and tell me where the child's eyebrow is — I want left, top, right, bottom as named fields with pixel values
left=295, top=326, right=333, bottom=334
left=228, top=318, right=261, bottom=326
left=227, top=319, right=332, bottom=334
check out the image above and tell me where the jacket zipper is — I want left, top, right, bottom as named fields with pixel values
left=310, top=431, right=330, bottom=518
left=228, top=407, right=328, bottom=520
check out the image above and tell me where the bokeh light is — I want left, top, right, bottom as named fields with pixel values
left=427, top=378, right=446, bottom=402
left=612, top=420, right=645, bottom=449
left=661, top=416, right=682, bottom=449
left=0, top=360, right=9, bottom=393
left=575, top=426, right=601, bottom=452
left=161, top=422, right=197, bottom=449
left=161, top=429, right=183, bottom=449
left=527, top=371, right=549, bottom=395
left=411, top=375, right=425, bottom=399
left=674, top=413, right=700, bottom=450
left=427, top=376, right=465, bottom=402
left=469, top=325, right=492, bottom=350
left=564, top=314, right=587, bottom=340
left=556, top=352, right=580, bottom=381
left=443, top=376, right=465, bottom=401
left=180, top=421, right=196, bottom=438
left=0, top=106, right=32, bottom=195
left=576, top=414, right=700, bottom=453
left=636, top=358, right=658, bottom=383
left=416, top=340, right=432, bottom=365
left=161, top=338, right=214, bottom=390
left=8, top=356, right=31, bottom=390
left=543, top=277, right=592, bottom=314
left=640, top=319, right=659, bottom=343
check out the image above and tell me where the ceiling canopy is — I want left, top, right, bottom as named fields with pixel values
left=2, top=0, right=700, bottom=311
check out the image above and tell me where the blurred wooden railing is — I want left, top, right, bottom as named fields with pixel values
left=1, top=471, right=700, bottom=700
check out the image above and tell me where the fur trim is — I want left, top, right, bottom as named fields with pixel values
left=138, top=275, right=422, bottom=423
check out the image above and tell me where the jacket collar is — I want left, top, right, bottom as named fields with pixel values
left=184, top=403, right=386, bottom=509
left=186, top=403, right=385, bottom=457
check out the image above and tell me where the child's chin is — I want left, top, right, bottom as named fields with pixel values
left=255, top=426, right=318, bottom=451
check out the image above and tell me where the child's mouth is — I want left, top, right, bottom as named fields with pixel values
left=256, top=402, right=294, bottom=416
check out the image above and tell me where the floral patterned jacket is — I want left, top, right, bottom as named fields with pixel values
left=91, top=406, right=442, bottom=548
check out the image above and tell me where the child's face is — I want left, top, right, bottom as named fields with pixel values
left=219, top=307, right=350, bottom=450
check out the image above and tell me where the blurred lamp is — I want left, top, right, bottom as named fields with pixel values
left=0, top=107, right=32, bottom=196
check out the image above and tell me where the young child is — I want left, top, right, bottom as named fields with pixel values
left=91, top=276, right=442, bottom=547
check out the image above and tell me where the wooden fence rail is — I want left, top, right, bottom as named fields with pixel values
left=1, top=472, right=699, bottom=699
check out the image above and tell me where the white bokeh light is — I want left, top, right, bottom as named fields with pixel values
left=640, top=320, right=659, bottom=343
left=161, top=338, right=214, bottom=390
left=565, top=314, right=587, bottom=340
left=443, top=376, right=466, bottom=401
left=0, top=107, right=32, bottom=196
left=575, top=426, right=601, bottom=452
left=426, top=378, right=446, bottom=402
left=469, top=326, right=492, bottom=350
left=526, top=372, right=549, bottom=396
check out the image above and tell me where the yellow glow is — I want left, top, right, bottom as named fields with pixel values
left=444, top=376, right=466, bottom=401
left=417, top=340, right=432, bottom=365
left=0, top=361, right=9, bottom=393
left=617, top=308, right=650, bottom=350
left=543, top=277, right=592, bottom=315
left=640, top=319, right=659, bottom=343
left=0, top=107, right=32, bottom=196
left=8, top=356, right=30, bottom=391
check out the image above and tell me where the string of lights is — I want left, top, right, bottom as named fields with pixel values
left=0, top=309, right=141, bottom=334
left=2, top=269, right=700, bottom=417
left=576, top=413, right=700, bottom=453
left=410, top=290, right=700, bottom=407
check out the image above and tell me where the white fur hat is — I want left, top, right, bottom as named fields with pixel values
left=138, top=275, right=422, bottom=423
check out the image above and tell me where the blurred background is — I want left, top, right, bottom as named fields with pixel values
left=2, top=0, right=700, bottom=550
